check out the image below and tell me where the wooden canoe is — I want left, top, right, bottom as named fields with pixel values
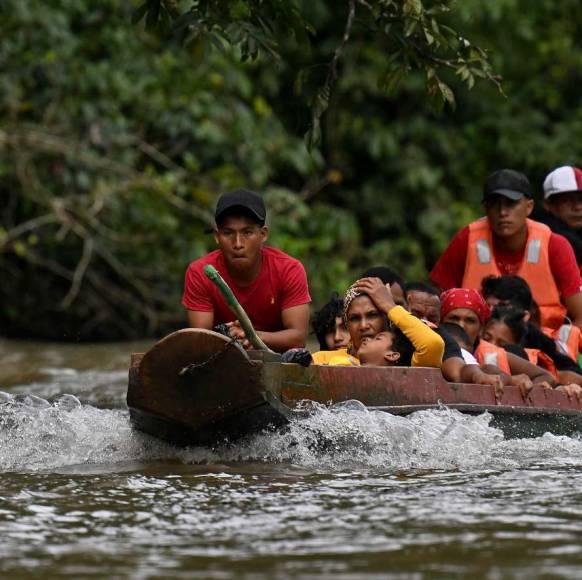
left=127, top=328, right=582, bottom=445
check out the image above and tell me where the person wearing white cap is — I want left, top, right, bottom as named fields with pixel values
left=531, top=166, right=582, bottom=269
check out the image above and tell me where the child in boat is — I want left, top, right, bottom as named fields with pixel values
left=312, top=277, right=444, bottom=367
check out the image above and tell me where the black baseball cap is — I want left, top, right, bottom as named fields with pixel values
left=215, top=188, right=266, bottom=226
left=483, top=169, right=532, bottom=202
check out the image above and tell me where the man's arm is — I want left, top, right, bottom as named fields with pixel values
left=564, top=292, right=582, bottom=330
left=186, top=310, right=214, bottom=329
left=227, top=303, right=310, bottom=352
left=429, top=226, right=469, bottom=290
left=256, top=304, right=310, bottom=352
left=548, top=233, right=582, bottom=328
left=507, top=352, right=556, bottom=387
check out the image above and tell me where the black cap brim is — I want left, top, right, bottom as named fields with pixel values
left=482, top=189, right=529, bottom=202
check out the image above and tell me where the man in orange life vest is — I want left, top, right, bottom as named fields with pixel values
left=430, top=169, right=582, bottom=333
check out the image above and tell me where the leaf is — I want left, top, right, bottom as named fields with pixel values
left=403, top=0, right=423, bottom=17
left=131, top=2, right=149, bottom=25
left=439, top=81, right=456, bottom=108
left=380, top=65, right=408, bottom=93
left=145, top=0, right=161, bottom=31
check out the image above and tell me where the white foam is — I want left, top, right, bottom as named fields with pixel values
left=0, top=392, right=172, bottom=472
left=4, top=393, right=582, bottom=474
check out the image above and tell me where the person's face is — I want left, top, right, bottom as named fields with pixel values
left=390, top=283, right=407, bottom=308
left=546, top=192, right=582, bottom=230
left=406, top=291, right=441, bottom=324
left=357, top=331, right=400, bottom=366
left=325, top=316, right=350, bottom=350
left=442, top=307, right=482, bottom=345
left=484, top=295, right=502, bottom=309
left=481, top=320, right=517, bottom=347
left=214, top=216, right=268, bottom=271
left=484, top=195, right=533, bottom=239
left=346, top=295, right=388, bottom=351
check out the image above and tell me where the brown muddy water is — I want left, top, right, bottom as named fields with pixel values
left=2, top=338, right=582, bottom=578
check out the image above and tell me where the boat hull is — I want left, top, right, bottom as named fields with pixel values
left=127, top=329, right=582, bottom=445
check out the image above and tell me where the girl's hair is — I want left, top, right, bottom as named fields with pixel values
left=312, top=293, right=344, bottom=350
left=488, top=305, right=528, bottom=343
left=490, top=305, right=580, bottom=373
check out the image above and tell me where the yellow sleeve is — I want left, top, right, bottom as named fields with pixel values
left=387, top=306, right=444, bottom=368
left=312, top=349, right=360, bottom=366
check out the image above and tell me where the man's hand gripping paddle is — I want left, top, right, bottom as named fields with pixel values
left=203, top=264, right=275, bottom=353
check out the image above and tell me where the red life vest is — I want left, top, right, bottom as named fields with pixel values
left=474, top=339, right=511, bottom=374
left=462, top=218, right=566, bottom=331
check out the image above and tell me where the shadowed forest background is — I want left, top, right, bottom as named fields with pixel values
left=2, top=0, right=582, bottom=341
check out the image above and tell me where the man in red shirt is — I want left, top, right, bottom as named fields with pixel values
left=430, top=169, right=582, bottom=331
left=182, top=189, right=311, bottom=352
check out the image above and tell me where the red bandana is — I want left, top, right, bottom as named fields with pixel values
left=440, top=288, right=491, bottom=325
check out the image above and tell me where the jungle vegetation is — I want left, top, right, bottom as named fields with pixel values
left=1, top=0, right=582, bottom=340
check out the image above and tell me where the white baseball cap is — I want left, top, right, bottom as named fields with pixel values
left=543, top=166, right=582, bottom=200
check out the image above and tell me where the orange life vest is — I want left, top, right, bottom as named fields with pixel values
left=474, top=339, right=511, bottom=374
left=462, top=218, right=566, bottom=331
left=524, top=348, right=559, bottom=379
left=551, top=323, right=582, bottom=360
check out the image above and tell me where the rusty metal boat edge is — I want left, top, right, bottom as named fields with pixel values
left=127, top=329, right=582, bottom=446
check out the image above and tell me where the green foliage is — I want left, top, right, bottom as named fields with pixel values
left=137, top=0, right=501, bottom=147
left=2, top=0, right=582, bottom=340
left=0, top=0, right=328, bottom=339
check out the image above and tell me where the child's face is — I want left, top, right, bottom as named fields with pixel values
left=356, top=331, right=398, bottom=366
left=481, top=320, right=516, bottom=348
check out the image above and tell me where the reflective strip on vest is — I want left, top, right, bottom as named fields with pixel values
left=526, top=239, right=541, bottom=264
left=476, top=239, right=491, bottom=264
left=556, top=324, right=572, bottom=356
left=483, top=352, right=499, bottom=366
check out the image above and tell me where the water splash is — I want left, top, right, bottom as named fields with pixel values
left=0, top=392, right=172, bottom=472
left=7, top=367, right=127, bottom=408
left=179, top=400, right=509, bottom=470
left=3, top=392, right=582, bottom=474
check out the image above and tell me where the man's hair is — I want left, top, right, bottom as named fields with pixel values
left=405, top=281, right=440, bottom=296
left=440, top=322, right=472, bottom=347
left=480, top=275, right=533, bottom=311
left=312, top=293, right=344, bottom=351
left=360, top=266, right=405, bottom=288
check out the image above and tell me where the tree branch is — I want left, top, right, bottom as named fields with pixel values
left=61, top=237, right=94, bottom=308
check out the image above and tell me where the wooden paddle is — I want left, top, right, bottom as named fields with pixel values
left=203, top=264, right=274, bottom=353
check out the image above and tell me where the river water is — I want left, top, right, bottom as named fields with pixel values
left=2, top=338, right=582, bottom=578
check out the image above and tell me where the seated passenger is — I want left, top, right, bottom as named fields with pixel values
left=405, top=280, right=503, bottom=386
left=356, top=330, right=414, bottom=366
left=430, top=169, right=582, bottom=332
left=311, top=293, right=350, bottom=351
left=482, top=305, right=582, bottom=385
left=440, top=288, right=555, bottom=389
left=405, top=282, right=441, bottom=325
left=312, top=277, right=444, bottom=368
left=481, top=275, right=540, bottom=323
left=439, top=322, right=479, bottom=365
left=481, top=274, right=581, bottom=361
left=360, top=266, right=408, bottom=307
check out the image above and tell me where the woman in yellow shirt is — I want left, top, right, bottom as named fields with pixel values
left=312, top=277, right=444, bottom=368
